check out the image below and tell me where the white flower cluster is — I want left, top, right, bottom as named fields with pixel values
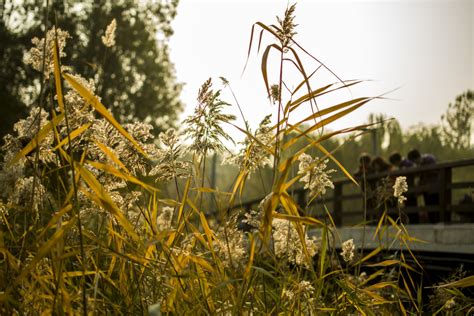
left=1, top=27, right=165, bottom=227
left=340, top=238, right=355, bottom=263
left=101, top=19, right=117, bottom=47
left=184, top=78, right=235, bottom=157
left=298, top=153, right=336, bottom=198
left=242, top=209, right=263, bottom=230
left=282, top=280, right=315, bottom=311
left=223, top=115, right=273, bottom=175
left=214, top=223, right=248, bottom=270
left=272, top=218, right=319, bottom=268
left=156, top=206, right=174, bottom=231
left=24, top=27, right=70, bottom=78
left=149, top=129, right=190, bottom=182
left=393, top=176, right=408, bottom=205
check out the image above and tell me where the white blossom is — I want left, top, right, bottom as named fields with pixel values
left=272, top=217, right=319, bottom=267
left=214, top=218, right=248, bottom=270
left=393, top=176, right=408, bottom=205
left=298, top=153, right=336, bottom=198
left=341, top=238, right=355, bottom=263
left=222, top=115, right=273, bottom=174
left=24, top=28, right=70, bottom=78
left=156, top=206, right=174, bottom=231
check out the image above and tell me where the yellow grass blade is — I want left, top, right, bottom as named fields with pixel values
left=86, top=160, right=159, bottom=192
left=94, top=140, right=130, bottom=173
left=53, top=37, right=64, bottom=113
left=199, top=211, right=214, bottom=248
left=189, top=254, right=215, bottom=273
left=366, top=259, right=400, bottom=267
left=37, top=203, right=73, bottom=241
left=12, top=217, right=77, bottom=286
left=244, top=233, right=256, bottom=278
left=261, top=44, right=282, bottom=98
left=261, top=192, right=279, bottom=243
left=314, top=142, right=358, bottom=186
left=177, top=178, right=191, bottom=224
left=353, top=247, right=381, bottom=266
left=273, top=212, right=324, bottom=226
left=62, top=72, right=148, bottom=157
left=76, top=163, right=139, bottom=241
left=435, top=275, right=474, bottom=288
left=284, top=98, right=372, bottom=148
left=52, top=123, right=91, bottom=150
left=9, top=113, right=65, bottom=166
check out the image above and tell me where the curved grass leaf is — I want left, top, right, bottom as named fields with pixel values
left=62, top=72, right=148, bottom=157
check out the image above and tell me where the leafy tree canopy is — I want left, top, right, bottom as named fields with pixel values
left=0, top=0, right=182, bottom=140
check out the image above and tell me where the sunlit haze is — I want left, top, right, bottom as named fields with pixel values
left=169, top=0, right=473, bottom=142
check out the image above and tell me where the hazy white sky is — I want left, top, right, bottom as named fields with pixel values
left=169, top=0, right=473, bottom=141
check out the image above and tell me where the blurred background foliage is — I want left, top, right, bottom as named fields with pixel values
left=0, top=0, right=182, bottom=140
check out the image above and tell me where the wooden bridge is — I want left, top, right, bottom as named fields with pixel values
left=234, top=158, right=474, bottom=257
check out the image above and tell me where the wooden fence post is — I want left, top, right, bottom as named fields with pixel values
left=439, top=167, right=452, bottom=222
left=334, top=183, right=343, bottom=226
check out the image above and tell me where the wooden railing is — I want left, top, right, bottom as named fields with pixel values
left=232, top=158, right=474, bottom=226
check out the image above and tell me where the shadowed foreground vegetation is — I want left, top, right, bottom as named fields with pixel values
left=0, top=4, right=473, bottom=315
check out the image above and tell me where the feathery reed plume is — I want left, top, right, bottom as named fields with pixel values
left=184, top=78, right=235, bottom=157
left=101, top=19, right=117, bottom=47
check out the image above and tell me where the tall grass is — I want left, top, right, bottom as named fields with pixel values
left=0, top=4, right=472, bottom=315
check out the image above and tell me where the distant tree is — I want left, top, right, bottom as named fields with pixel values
left=0, top=0, right=182, bottom=140
left=441, top=90, right=474, bottom=150
left=405, top=124, right=443, bottom=156
left=385, top=119, right=404, bottom=154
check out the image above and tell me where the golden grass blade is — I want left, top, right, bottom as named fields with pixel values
left=244, top=233, right=256, bottom=278
left=284, top=98, right=372, bottom=149
left=287, top=97, right=366, bottom=135
left=195, top=187, right=231, bottom=195
left=273, top=212, right=324, bottom=226
left=314, top=142, right=359, bottom=186
left=373, top=211, right=386, bottom=240
left=195, top=264, right=216, bottom=313
left=86, top=160, right=159, bottom=192
left=278, top=194, right=299, bottom=216
left=434, top=275, right=474, bottom=288
left=261, top=44, right=282, bottom=98
left=284, top=83, right=332, bottom=115
left=199, top=211, right=214, bottom=248
left=37, top=203, right=73, bottom=241
left=9, top=113, right=65, bottom=166
left=366, top=260, right=400, bottom=267
left=229, top=169, right=248, bottom=206
left=177, top=178, right=191, bottom=225
left=402, top=275, right=418, bottom=312
left=353, top=247, right=381, bottom=266
left=94, top=140, right=130, bottom=173
left=62, top=72, right=147, bottom=157
left=62, top=271, right=97, bottom=278
left=76, top=163, right=139, bottom=241
left=319, top=225, right=328, bottom=277
left=52, top=123, right=91, bottom=150
left=261, top=192, right=279, bottom=243
left=189, top=255, right=215, bottom=273
left=286, top=46, right=312, bottom=98
left=12, top=217, right=77, bottom=286
left=399, top=299, right=408, bottom=316
left=53, top=37, right=64, bottom=113
left=288, top=81, right=364, bottom=114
